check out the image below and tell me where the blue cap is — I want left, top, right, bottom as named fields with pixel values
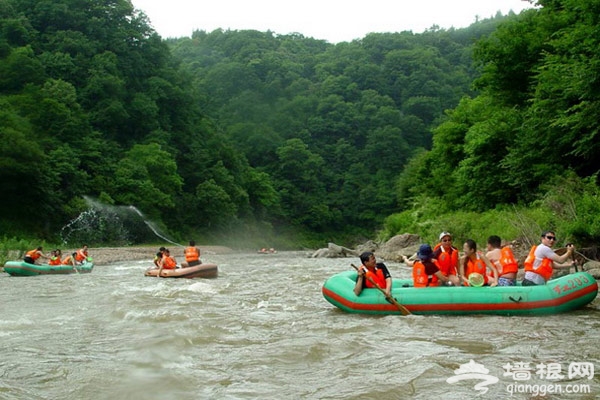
left=417, top=244, right=433, bottom=260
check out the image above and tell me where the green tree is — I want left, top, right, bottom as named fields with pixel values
left=112, top=144, right=182, bottom=218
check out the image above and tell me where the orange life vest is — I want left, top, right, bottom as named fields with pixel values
left=61, top=255, right=74, bottom=265
left=26, top=249, right=41, bottom=261
left=433, top=243, right=458, bottom=276
left=524, top=245, right=554, bottom=281
left=413, top=260, right=440, bottom=287
left=161, top=255, right=177, bottom=269
left=48, top=256, right=61, bottom=265
left=498, top=246, right=518, bottom=275
left=464, top=254, right=489, bottom=286
left=75, top=248, right=88, bottom=262
left=184, top=246, right=200, bottom=263
left=364, top=268, right=387, bottom=289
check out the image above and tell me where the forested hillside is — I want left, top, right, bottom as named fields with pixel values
left=1, top=0, right=599, bottom=248
left=0, top=0, right=275, bottom=244
left=167, top=23, right=496, bottom=235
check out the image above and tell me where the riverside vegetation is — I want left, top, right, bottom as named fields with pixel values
left=1, top=1, right=599, bottom=253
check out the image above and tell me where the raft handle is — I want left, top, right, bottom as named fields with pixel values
left=509, top=296, right=522, bottom=303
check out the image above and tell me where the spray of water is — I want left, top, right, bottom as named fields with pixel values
left=127, top=205, right=182, bottom=247
left=60, top=196, right=183, bottom=246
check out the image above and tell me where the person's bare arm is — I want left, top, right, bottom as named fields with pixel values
left=354, top=267, right=365, bottom=296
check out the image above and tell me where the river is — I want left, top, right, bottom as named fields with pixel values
left=1, top=251, right=599, bottom=399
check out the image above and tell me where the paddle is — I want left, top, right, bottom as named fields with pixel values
left=567, top=244, right=578, bottom=272
left=351, top=264, right=411, bottom=316
left=70, top=253, right=79, bottom=274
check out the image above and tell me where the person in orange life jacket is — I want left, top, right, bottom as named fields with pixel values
left=405, top=244, right=451, bottom=287
left=48, top=249, right=62, bottom=266
left=354, top=251, right=392, bottom=297
left=522, top=231, right=575, bottom=286
left=61, top=252, right=77, bottom=266
left=74, top=245, right=89, bottom=264
left=157, top=248, right=177, bottom=277
left=153, top=247, right=166, bottom=268
left=459, top=239, right=498, bottom=287
left=485, top=235, right=518, bottom=286
left=432, top=232, right=460, bottom=286
left=24, top=246, right=50, bottom=265
left=181, top=240, right=201, bottom=268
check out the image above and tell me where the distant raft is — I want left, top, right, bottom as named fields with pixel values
left=3, top=260, right=94, bottom=276
left=322, top=270, right=598, bottom=316
left=144, top=263, right=218, bottom=279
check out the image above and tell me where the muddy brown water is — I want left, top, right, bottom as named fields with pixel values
left=1, top=251, right=599, bottom=399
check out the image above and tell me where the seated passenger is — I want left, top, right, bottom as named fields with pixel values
left=48, top=249, right=62, bottom=266
left=522, top=231, right=575, bottom=286
left=61, top=252, right=77, bottom=266
left=460, top=239, right=498, bottom=287
left=182, top=240, right=201, bottom=267
left=354, top=251, right=392, bottom=296
left=433, top=232, right=461, bottom=286
left=486, top=235, right=518, bottom=286
left=156, top=248, right=177, bottom=277
left=406, top=244, right=450, bottom=287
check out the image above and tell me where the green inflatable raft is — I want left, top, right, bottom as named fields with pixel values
left=322, top=270, right=598, bottom=316
left=3, top=260, right=94, bottom=276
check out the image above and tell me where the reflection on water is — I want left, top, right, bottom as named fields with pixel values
left=1, top=251, right=599, bottom=399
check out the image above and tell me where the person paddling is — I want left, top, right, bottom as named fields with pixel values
left=522, top=231, right=575, bottom=286
left=354, top=251, right=392, bottom=297
left=74, top=245, right=89, bottom=265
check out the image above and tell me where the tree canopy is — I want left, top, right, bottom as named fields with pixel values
left=2, top=0, right=600, bottom=246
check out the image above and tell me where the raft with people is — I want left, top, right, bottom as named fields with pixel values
left=322, top=270, right=598, bottom=316
left=144, top=263, right=219, bottom=279
left=3, top=260, right=94, bottom=276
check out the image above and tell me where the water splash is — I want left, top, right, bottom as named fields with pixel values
left=60, top=197, right=182, bottom=246
left=127, top=205, right=182, bottom=247
left=60, top=207, right=130, bottom=246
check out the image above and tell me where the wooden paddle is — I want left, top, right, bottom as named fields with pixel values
left=567, top=244, right=578, bottom=272
left=351, top=264, right=411, bottom=316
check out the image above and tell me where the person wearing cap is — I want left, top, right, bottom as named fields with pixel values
left=354, top=251, right=392, bottom=296
left=432, top=232, right=460, bottom=286
left=459, top=239, right=498, bottom=286
left=405, top=244, right=451, bottom=287
left=522, top=231, right=575, bottom=286
left=485, top=235, right=518, bottom=286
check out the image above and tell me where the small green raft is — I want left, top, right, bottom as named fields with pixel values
left=322, top=270, right=598, bottom=316
left=3, top=260, right=94, bottom=276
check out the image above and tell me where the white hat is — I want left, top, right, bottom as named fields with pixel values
left=439, top=232, right=452, bottom=241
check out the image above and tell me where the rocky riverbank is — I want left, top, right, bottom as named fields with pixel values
left=76, top=245, right=235, bottom=266
left=310, top=234, right=600, bottom=278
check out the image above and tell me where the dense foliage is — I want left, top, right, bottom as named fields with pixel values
left=0, top=0, right=275, bottom=245
left=392, top=0, right=600, bottom=246
left=1, top=0, right=599, bottom=248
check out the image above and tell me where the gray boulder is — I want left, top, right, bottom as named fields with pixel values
left=376, top=233, right=422, bottom=262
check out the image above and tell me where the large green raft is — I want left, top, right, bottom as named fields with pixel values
left=3, top=260, right=94, bottom=276
left=322, top=270, right=598, bottom=316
